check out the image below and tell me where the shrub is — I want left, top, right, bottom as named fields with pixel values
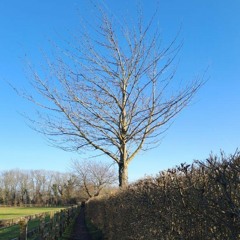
left=85, top=152, right=240, bottom=240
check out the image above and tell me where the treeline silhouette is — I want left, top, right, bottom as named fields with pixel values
left=0, top=170, right=80, bottom=206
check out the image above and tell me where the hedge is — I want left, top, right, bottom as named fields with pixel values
left=86, top=152, right=240, bottom=240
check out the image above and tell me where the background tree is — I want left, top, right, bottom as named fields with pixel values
left=0, top=169, right=81, bottom=206
left=22, top=8, right=203, bottom=187
left=70, top=160, right=117, bottom=200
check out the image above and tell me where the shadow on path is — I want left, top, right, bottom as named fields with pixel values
left=69, top=205, right=92, bottom=240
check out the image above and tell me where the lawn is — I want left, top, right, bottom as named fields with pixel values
left=0, top=207, right=64, bottom=240
left=0, top=206, right=64, bottom=219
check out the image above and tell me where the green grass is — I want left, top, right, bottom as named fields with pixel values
left=0, top=206, right=64, bottom=219
left=60, top=208, right=80, bottom=240
left=85, top=218, right=103, bottom=240
left=0, top=207, right=64, bottom=240
left=0, top=223, right=19, bottom=240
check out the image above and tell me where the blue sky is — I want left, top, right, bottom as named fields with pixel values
left=0, top=1, right=240, bottom=182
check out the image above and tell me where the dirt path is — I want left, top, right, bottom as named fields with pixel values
left=69, top=206, right=92, bottom=240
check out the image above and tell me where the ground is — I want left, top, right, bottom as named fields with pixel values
left=69, top=205, right=92, bottom=240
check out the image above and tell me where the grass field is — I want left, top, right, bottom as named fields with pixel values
left=0, top=207, right=64, bottom=240
left=0, top=206, right=64, bottom=219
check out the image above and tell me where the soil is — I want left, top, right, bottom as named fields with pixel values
left=69, top=206, right=92, bottom=240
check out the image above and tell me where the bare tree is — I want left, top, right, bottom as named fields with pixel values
left=22, top=8, right=203, bottom=187
left=0, top=169, right=82, bottom=205
left=70, top=160, right=117, bottom=199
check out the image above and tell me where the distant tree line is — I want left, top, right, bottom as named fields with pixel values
left=0, top=169, right=78, bottom=206
left=0, top=160, right=117, bottom=206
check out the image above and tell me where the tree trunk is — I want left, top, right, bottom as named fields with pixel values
left=118, top=162, right=128, bottom=188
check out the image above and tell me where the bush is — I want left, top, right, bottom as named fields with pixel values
left=85, top=152, right=240, bottom=240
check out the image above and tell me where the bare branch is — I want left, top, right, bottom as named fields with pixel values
left=19, top=7, right=204, bottom=187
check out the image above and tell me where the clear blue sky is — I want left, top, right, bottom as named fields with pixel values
left=1, top=0, right=240, bottom=182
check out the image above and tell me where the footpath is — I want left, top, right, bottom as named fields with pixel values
left=69, top=205, right=92, bottom=240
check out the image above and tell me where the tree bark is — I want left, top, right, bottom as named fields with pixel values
left=118, top=162, right=128, bottom=188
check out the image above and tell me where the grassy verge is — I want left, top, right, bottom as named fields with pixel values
left=0, top=218, right=41, bottom=240
left=0, top=224, right=19, bottom=240
left=85, top=218, right=103, bottom=240
left=0, top=207, right=64, bottom=240
left=60, top=208, right=80, bottom=240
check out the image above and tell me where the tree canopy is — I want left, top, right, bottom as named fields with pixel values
left=22, top=7, right=203, bottom=187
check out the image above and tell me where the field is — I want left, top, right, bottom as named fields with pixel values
left=0, top=207, right=64, bottom=240
left=0, top=206, right=64, bottom=219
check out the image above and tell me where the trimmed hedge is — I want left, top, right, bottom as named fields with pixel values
left=86, top=152, right=240, bottom=240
